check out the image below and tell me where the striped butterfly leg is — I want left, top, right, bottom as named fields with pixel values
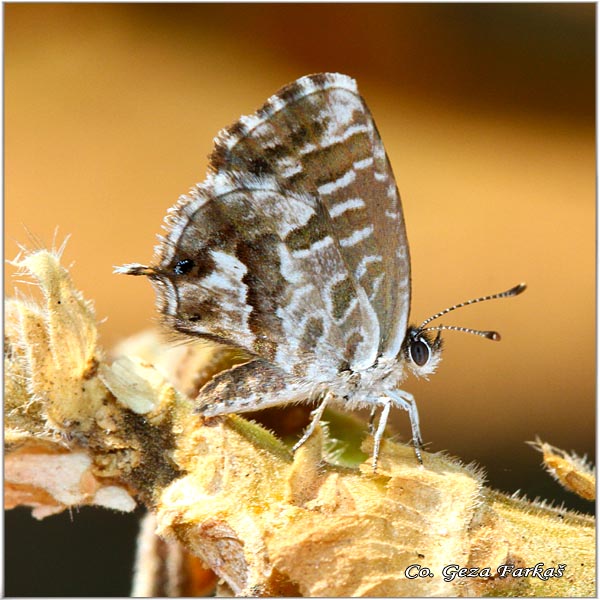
left=368, top=405, right=378, bottom=435
left=371, top=398, right=392, bottom=472
left=195, top=359, right=309, bottom=417
left=386, top=389, right=424, bottom=464
left=291, top=391, right=333, bottom=453
left=371, top=390, right=424, bottom=471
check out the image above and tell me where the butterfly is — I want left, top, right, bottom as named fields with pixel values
left=118, top=73, right=525, bottom=470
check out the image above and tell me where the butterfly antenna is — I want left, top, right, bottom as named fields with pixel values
left=418, top=283, right=526, bottom=341
left=422, top=324, right=501, bottom=341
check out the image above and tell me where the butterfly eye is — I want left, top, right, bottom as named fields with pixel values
left=409, top=338, right=431, bottom=367
left=174, top=259, right=195, bottom=276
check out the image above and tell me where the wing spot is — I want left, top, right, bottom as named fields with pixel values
left=339, top=225, right=374, bottom=248
left=317, top=169, right=356, bottom=195
left=248, top=157, right=274, bottom=176
left=284, top=212, right=330, bottom=252
left=331, top=277, right=356, bottom=320
left=300, top=317, right=325, bottom=353
left=329, top=197, right=366, bottom=219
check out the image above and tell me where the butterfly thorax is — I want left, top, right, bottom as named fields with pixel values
left=298, top=331, right=443, bottom=412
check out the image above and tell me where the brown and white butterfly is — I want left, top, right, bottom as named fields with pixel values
left=118, top=73, right=525, bottom=470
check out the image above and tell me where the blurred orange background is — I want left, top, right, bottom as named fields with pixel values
left=5, top=4, right=595, bottom=596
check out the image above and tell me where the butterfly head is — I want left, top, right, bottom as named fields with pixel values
left=403, top=327, right=443, bottom=378
left=114, top=257, right=204, bottom=336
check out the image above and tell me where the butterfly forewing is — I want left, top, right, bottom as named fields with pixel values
left=155, top=73, right=410, bottom=380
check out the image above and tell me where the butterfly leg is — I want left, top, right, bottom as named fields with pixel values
left=368, top=405, right=378, bottom=435
left=371, top=398, right=392, bottom=472
left=386, top=389, right=424, bottom=464
left=292, top=392, right=332, bottom=453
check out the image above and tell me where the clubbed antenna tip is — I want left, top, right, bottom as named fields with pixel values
left=508, top=283, right=527, bottom=296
